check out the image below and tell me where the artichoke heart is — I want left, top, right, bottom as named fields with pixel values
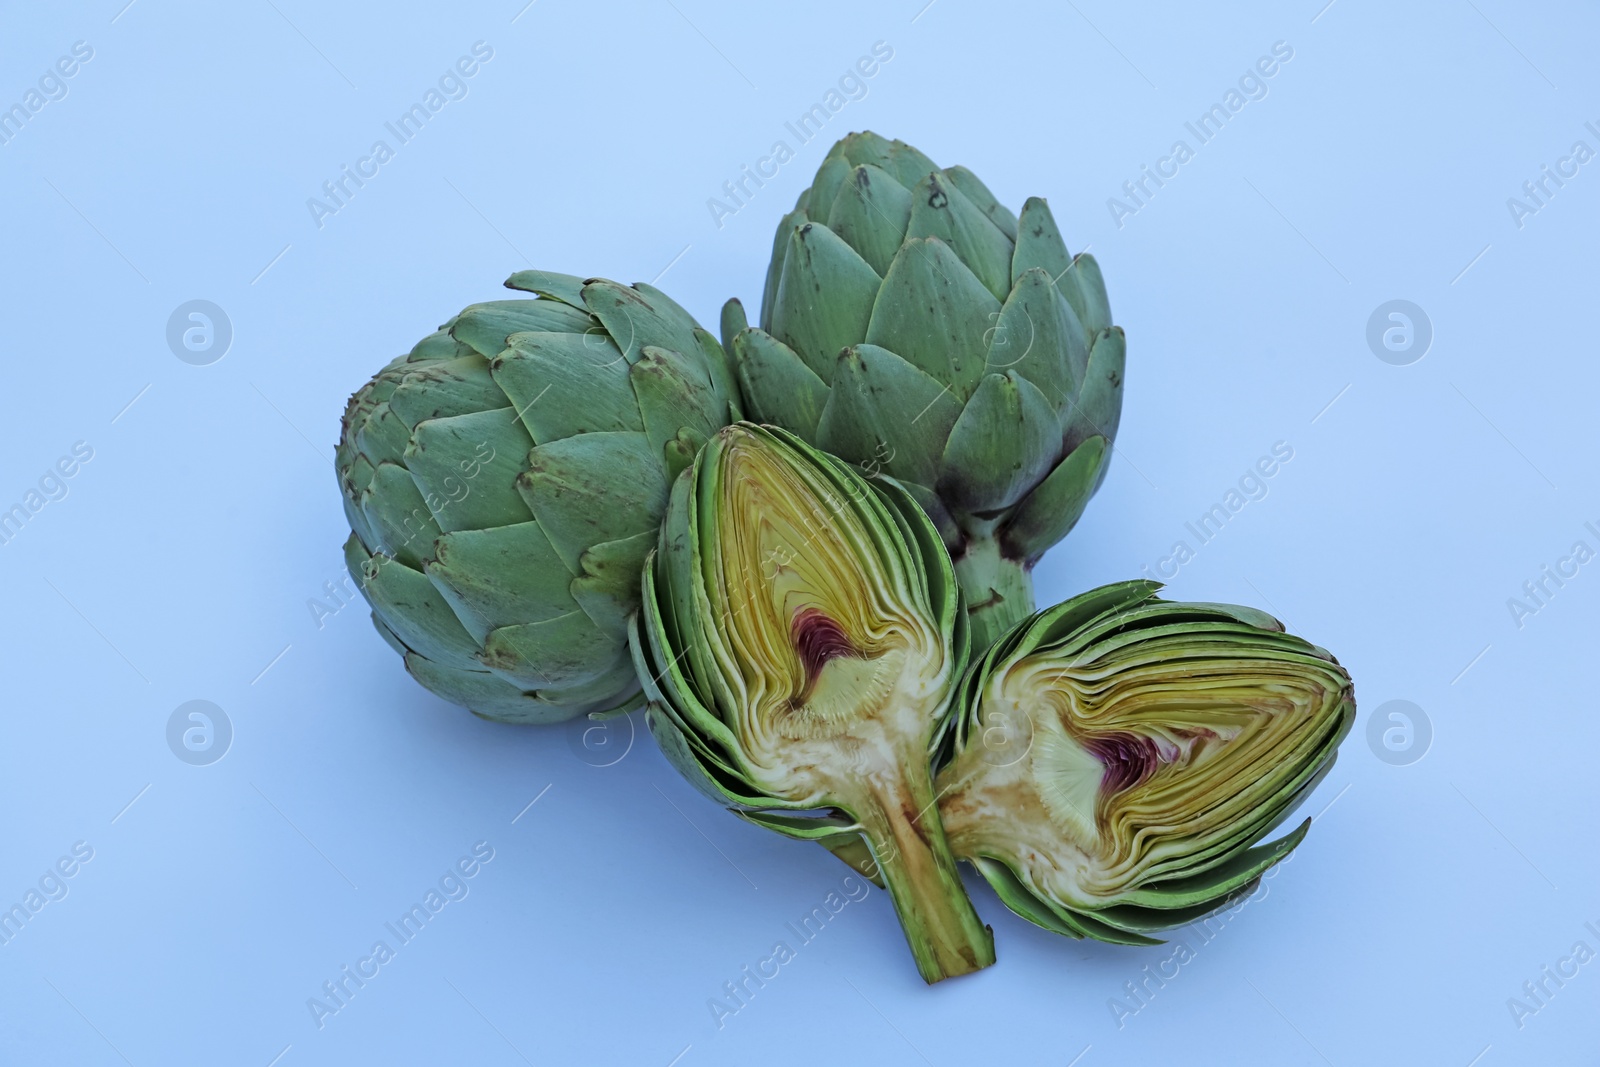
left=633, top=423, right=995, bottom=983
left=933, top=580, right=1355, bottom=944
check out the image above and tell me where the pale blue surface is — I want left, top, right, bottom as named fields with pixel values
left=2, top=1, right=1596, bottom=1064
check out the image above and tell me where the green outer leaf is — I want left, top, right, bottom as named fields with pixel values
left=1022, top=578, right=1162, bottom=651
left=1259, top=747, right=1348, bottom=841
left=629, top=577, right=669, bottom=707
left=343, top=535, right=479, bottom=671
left=866, top=237, right=998, bottom=401
left=899, top=481, right=962, bottom=557
left=630, top=345, right=721, bottom=471
left=368, top=611, right=409, bottom=657
left=770, top=222, right=883, bottom=378
left=386, top=355, right=506, bottom=428
left=400, top=653, right=572, bottom=725
left=426, top=520, right=577, bottom=642
left=641, top=698, right=747, bottom=807
left=521, top=667, right=643, bottom=719
left=815, top=343, right=962, bottom=489
left=969, top=856, right=1086, bottom=940
left=492, top=333, right=641, bottom=445
left=1112, top=820, right=1311, bottom=910
left=503, top=269, right=589, bottom=309
left=942, top=164, right=1018, bottom=240
left=987, top=267, right=1085, bottom=412
left=403, top=408, right=536, bottom=533
left=340, top=454, right=378, bottom=552
left=407, top=329, right=471, bottom=364
left=736, top=809, right=862, bottom=842
left=804, top=155, right=854, bottom=226
left=569, top=529, right=655, bottom=635
left=356, top=403, right=413, bottom=469
left=720, top=298, right=749, bottom=355
left=905, top=172, right=1014, bottom=303
left=580, top=278, right=700, bottom=366
left=654, top=453, right=745, bottom=753
left=1000, top=435, right=1108, bottom=565
left=1060, top=253, right=1112, bottom=339
left=1063, top=325, right=1125, bottom=452
left=1082, top=877, right=1263, bottom=936
left=633, top=283, right=707, bottom=345
left=1182, top=601, right=1285, bottom=631
left=1010, top=197, right=1072, bottom=299
left=840, top=132, right=940, bottom=190
left=625, top=285, right=739, bottom=423
left=730, top=328, right=830, bottom=440
left=1051, top=904, right=1165, bottom=947
left=450, top=299, right=592, bottom=354
left=938, top=371, right=1061, bottom=514
left=759, top=208, right=808, bottom=330
left=825, top=163, right=913, bottom=277
left=691, top=326, right=743, bottom=423
left=516, top=431, right=667, bottom=573
left=945, top=602, right=1020, bottom=758
left=360, top=462, right=442, bottom=569
left=480, top=611, right=624, bottom=690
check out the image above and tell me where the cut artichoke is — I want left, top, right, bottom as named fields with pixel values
left=631, top=423, right=995, bottom=982
left=832, top=580, right=1354, bottom=943
left=724, top=130, right=1124, bottom=652
left=337, top=271, right=739, bottom=723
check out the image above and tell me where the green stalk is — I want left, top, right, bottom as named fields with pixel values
left=952, top=534, right=1035, bottom=656
left=843, top=753, right=995, bottom=984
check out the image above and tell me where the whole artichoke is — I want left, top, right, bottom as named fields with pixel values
left=931, top=581, right=1354, bottom=943
left=631, top=423, right=995, bottom=983
left=337, top=270, right=739, bottom=724
left=723, top=130, right=1124, bottom=653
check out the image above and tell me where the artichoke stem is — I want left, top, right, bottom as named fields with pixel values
left=953, top=536, right=1035, bottom=656
left=846, top=757, right=996, bottom=983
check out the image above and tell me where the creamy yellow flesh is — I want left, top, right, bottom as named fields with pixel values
left=938, top=642, right=1340, bottom=908
left=701, top=434, right=950, bottom=804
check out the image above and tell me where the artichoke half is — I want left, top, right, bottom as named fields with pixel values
left=825, top=581, right=1354, bottom=943
left=337, top=271, right=739, bottom=724
left=631, top=423, right=995, bottom=983
left=723, top=130, right=1124, bottom=653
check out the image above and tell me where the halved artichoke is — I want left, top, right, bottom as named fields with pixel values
left=631, top=423, right=995, bottom=982
left=941, top=580, right=1354, bottom=941
left=828, top=580, right=1354, bottom=943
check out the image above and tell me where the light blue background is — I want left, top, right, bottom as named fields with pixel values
left=2, top=1, right=1595, bottom=1064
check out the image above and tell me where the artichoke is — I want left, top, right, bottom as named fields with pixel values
left=631, top=422, right=995, bottom=982
left=722, top=130, right=1123, bottom=652
left=336, top=271, right=739, bottom=724
left=924, top=580, right=1354, bottom=942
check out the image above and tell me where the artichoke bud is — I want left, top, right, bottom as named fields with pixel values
left=733, top=131, right=1126, bottom=654
left=336, top=272, right=738, bottom=724
left=935, top=580, right=1355, bottom=944
left=632, top=423, right=995, bottom=982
